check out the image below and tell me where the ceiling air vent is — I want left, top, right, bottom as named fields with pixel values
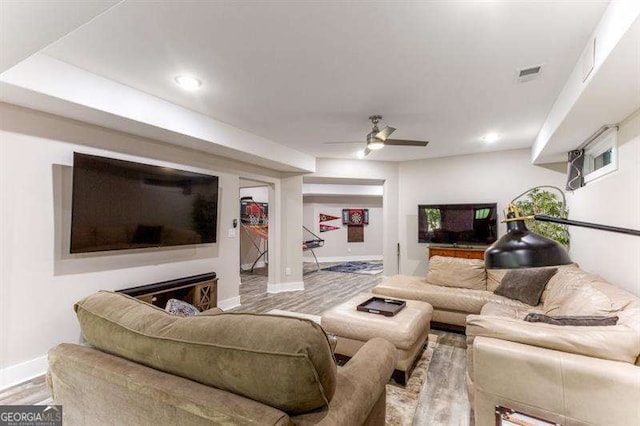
left=515, top=65, right=543, bottom=83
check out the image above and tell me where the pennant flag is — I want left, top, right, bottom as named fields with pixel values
left=319, top=213, right=340, bottom=223
left=320, top=224, right=340, bottom=232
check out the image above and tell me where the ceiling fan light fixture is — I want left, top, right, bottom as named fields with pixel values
left=367, top=141, right=384, bottom=150
left=366, top=133, right=384, bottom=150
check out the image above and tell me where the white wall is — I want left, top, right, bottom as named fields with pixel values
left=567, top=108, right=640, bottom=296
left=533, top=0, right=640, bottom=162
left=399, top=149, right=566, bottom=276
left=303, top=184, right=383, bottom=197
left=0, top=103, right=293, bottom=389
left=239, top=186, right=268, bottom=203
left=303, top=196, right=383, bottom=261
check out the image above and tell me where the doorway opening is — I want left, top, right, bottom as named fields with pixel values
left=239, top=180, right=270, bottom=277
left=302, top=178, right=384, bottom=276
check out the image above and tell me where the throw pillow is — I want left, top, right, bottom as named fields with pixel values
left=494, top=268, right=558, bottom=306
left=165, top=298, right=200, bottom=317
left=524, top=312, right=618, bottom=326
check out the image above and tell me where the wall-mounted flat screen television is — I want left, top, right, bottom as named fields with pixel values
left=71, top=153, right=219, bottom=253
left=418, top=203, right=498, bottom=245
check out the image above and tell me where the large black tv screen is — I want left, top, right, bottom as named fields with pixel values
left=418, top=203, right=497, bottom=245
left=71, top=153, right=219, bottom=253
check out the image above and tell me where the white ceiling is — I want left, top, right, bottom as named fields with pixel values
left=0, top=0, right=119, bottom=72
left=20, top=1, right=610, bottom=162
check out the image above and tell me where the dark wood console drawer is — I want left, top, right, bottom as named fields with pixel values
left=428, top=247, right=486, bottom=260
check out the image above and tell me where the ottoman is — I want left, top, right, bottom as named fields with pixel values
left=321, top=292, right=433, bottom=385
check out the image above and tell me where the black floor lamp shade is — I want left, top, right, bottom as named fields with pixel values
left=485, top=186, right=639, bottom=270
left=484, top=218, right=572, bottom=269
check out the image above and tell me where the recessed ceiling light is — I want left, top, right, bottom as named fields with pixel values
left=356, top=150, right=366, bottom=158
left=482, top=132, right=499, bottom=143
left=174, top=75, right=202, bottom=90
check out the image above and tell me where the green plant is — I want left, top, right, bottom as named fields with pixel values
left=514, top=188, right=570, bottom=248
left=425, top=208, right=441, bottom=230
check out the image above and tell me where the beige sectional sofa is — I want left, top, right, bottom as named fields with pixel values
left=373, top=256, right=542, bottom=328
left=373, top=256, right=640, bottom=425
left=48, top=291, right=396, bottom=425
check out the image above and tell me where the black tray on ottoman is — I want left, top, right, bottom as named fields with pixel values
left=356, top=297, right=406, bottom=317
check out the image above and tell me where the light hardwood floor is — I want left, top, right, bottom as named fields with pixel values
left=0, top=263, right=470, bottom=425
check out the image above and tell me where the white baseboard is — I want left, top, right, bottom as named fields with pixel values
left=0, top=355, right=48, bottom=391
left=241, top=260, right=266, bottom=270
left=267, top=281, right=304, bottom=293
left=217, top=296, right=241, bottom=311
left=303, top=255, right=383, bottom=263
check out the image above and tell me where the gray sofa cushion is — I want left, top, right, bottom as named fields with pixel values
left=524, top=313, right=619, bottom=326
left=494, top=268, right=557, bottom=306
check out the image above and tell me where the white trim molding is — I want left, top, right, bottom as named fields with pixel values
left=303, top=255, right=383, bottom=263
left=267, top=281, right=304, bottom=294
left=217, top=296, right=241, bottom=311
left=0, top=355, right=48, bottom=392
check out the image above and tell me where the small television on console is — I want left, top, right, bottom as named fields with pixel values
left=418, top=203, right=498, bottom=245
left=71, top=153, right=219, bottom=253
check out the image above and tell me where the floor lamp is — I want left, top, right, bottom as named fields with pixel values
left=484, top=186, right=640, bottom=269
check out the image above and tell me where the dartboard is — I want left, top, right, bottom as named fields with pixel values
left=350, top=211, right=363, bottom=224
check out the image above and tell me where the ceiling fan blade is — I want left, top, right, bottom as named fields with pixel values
left=384, top=139, right=429, bottom=147
left=364, top=147, right=371, bottom=156
left=374, top=126, right=396, bottom=141
left=323, top=141, right=363, bottom=145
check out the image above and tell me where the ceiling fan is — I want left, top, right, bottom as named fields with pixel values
left=325, top=115, right=429, bottom=157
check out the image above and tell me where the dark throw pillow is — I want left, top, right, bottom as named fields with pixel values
left=165, top=298, right=200, bottom=317
left=524, top=313, right=618, bottom=326
left=494, top=268, right=557, bottom=306
left=132, top=224, right=163, bottom=244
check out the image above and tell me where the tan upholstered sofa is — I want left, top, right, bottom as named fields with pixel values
left=47, top=291, right=396, bottom=425
left=373, top=256, right=537, bottom=328
left=373, top=256, right=640, bottom=425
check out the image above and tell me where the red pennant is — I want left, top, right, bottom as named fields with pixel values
left=320, top=224, right=340, bottom=232
left=319, top=213, right=340, bottom=223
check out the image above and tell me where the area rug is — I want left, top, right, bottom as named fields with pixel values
left=321, top=261, right=383, bottom=275
left=386, top=333, right=438, bottom=425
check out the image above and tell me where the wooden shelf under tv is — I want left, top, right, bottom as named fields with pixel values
left=428, top=246, right=486, bottom=260
left=118, top=272, right=217, bottom=311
